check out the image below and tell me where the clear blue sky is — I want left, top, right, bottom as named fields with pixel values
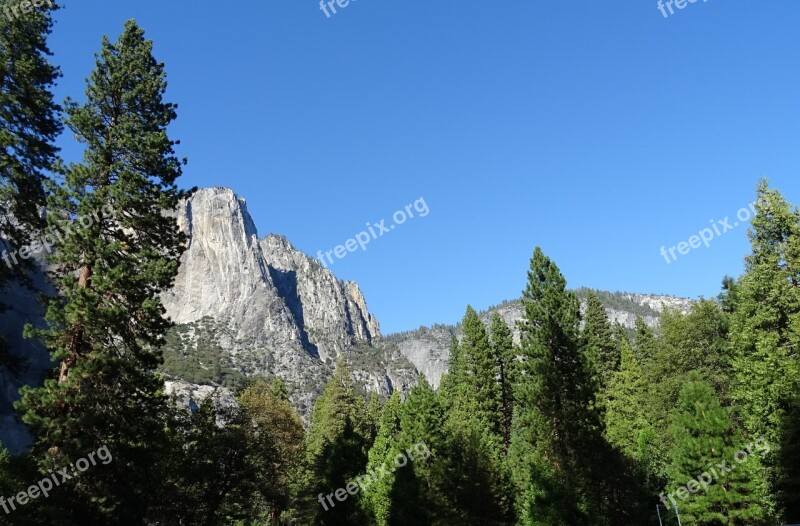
left=48, top=1, right=800, bottom=334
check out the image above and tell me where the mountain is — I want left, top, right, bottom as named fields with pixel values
left=158, top=187, right=415, bottom=415
left=0, top=187, right=695, bottom=451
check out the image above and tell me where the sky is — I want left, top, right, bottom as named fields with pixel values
left=45, top=1, right=800, bottom=334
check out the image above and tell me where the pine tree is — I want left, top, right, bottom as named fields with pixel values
left=730, top=181, right=800, bottom=520
left=362, top=392, right=403, bottom=526
left=490, top=312, right=516, bottom=450
left=16, top=20, right=189, bottom=522
left=604, top=334, right=651, bottom=462
left=664, top=372, right=771, bottom=525
left=633, top=316, right=658, bottom=365
left=582, top=291, right=619, bottom=397
left=365, top=379, right=512, bottom=525
left=509, top=247, right=601, bottom=524
left=460, top=305, right=503, bottom=438
left=0, top=0, right=61, bottom=277
left=301, top=360, right=371, bottom=525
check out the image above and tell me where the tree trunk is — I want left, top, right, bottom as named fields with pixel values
left=58, top=264, right=91, bottom=383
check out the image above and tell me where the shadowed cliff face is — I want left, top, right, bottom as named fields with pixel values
left=0, top=244, right=54, bottom=454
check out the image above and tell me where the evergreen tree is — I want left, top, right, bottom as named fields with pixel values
left=664, top=372, right=771, bottom=525
left=438, top=333, right=463, bottom=409
left=460, top=305, right=502, bottom=438
left=0, top=0, right=61, bottom=276
left=633, top=316, right=658, bottom=365
left=365, top=379, right=512, bottom=525
left=582, top=291, right=620, bottom=398
left=730, top=181, right=800, bottom=520
left=362, top=392, right=404, bottom=526
left=490, top=312, right=516, bottom=450
left=301, top=360, right=371, bottom=525
left=604, top=333, right=651, bottom=462
left=163, top=400, right=255, bottom=525
left=509, top=247, right=601, bottom=524
left=16, top=20, right=189, bottom=523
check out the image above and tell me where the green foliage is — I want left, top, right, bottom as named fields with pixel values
left=574, top=288, right=661, bottom=318
left=15, top=20, right=190, bottom=523
left=633, top=316, right=659, bottom=364
left=729, top=180, right=800, bottom=520
left=490, top=312, right=516, bottom=450
left=510, top=247, right=601, bottom=524
left=2, top=13, right=798, bottom=523
left=364, top=381, right=512, bottom=526
left=0, top=0, right=61, bottom=284
left=582, top=291, right=620, bottom=407
left=665, top=372, right=771, bottom=525
left=604, top=333, right=651, bottom=461
left=161, top=319, right=247, bottom=389
left=299, top=360, right=373, bottom=525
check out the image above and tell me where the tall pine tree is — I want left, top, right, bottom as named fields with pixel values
left=17, top=20, right=189, bottom=523
left=490, top=312, right=516, bottom=450
left=582, top=291, right=619, bottom=400
left=301, top=360, right=372, bottom=526
left=730, top=180, right=800, bottom=521
left=509, top=247, right=601, bottom=524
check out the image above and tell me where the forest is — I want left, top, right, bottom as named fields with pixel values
left=1, top=3, right=799, bottom=526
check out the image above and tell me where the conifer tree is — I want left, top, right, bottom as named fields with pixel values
left=509, top=247, right=601, bottom=524
left=302, top=360, right=371, bottom=525
left=460, top=305, right=502, bottom=437
left=664, top=372, right=771, bottom=524
left=362, top=392, right=403, bottom=526
left=0, top=0, right=61, bottom=275
left=365, top=379, right=512, bottom=525
left=604, top=334, right=651, bottom=462
left=582, top=291, right=619, bottom=398
left=16, top=20, right=189, bottom=522
left=633, top=316, right=658, bottom=365
left=490, top=312, right=516, bottom=450
left=438, top=333, right=463, bottom=408
left=730, top=181, right=800, bottom=520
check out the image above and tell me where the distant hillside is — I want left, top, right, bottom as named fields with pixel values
left=384, top=289, right=694, bottom=388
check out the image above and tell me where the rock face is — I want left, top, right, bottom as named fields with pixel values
left=159, top=188, right=413, bottom=415
left=0, top=246, right=54, bottom=454
left=385, top=291, right=695, bottom=389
